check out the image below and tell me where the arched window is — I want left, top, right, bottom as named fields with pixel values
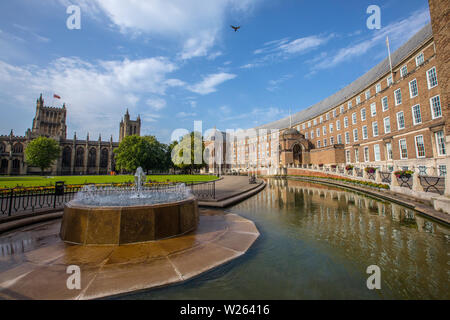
left=100, top=149, right=108, bottom=168
left=0, top=143, right=5, bottom=153
left=62, top=147, right=72, bottom=167
left=293, top=144, right=302, bottom=164
left=88, top=148, right=97, bottom=168
left=12, top=159, right=21, bottom=169
left=76, top=147, right=84, bottom=167
left=13, top=143, right=23, bottom=153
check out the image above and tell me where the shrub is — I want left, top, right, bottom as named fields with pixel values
left=364, top=167, right=378, bottom=174
left=394, top=170, right=414, bottom=178
left=345, top=165, right=354, bottom=171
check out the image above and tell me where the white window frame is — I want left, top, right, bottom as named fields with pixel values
left=394, top=89, right=402, bottom=106
left=384, top=117, right=391, bottom=134
left=376, top=83, right=381, bottom=94
left=415, top=52, right=424, bottom=66
left=316, top=128, right=320, bottom=138
left=336, top=120, right=341, bottom=131
left=400, top=65, right=407, bottom=77
left=435, top=131, right=446, bottom=156
left=323, top=126, right=327, bottom=135
left=427, top=67, right=438, bottom=89
left=364, top=146, right=369, bottom=162
left=348, top=101, right=352, bottom=109
left=386, top=142, right=393, bottom=160
left=387, top=75, right=393, bottom=86
left=430, top=95, right=442, bottom=119
left=362, top=125, right=368, bottom=140
left=329, top=123, right=334, bottom=133
left=344, top=117, right=349, bottom=128
left=356, top=96, right=361, bottom=105
left=411, top=104, right=422, bottom=125
left=365, top=90, right=371, bottom=100
left=374, top=144, right=381, bottom=161
left=345, top=132, right=350, bottom=144
left=370, top=102, right=377, bottom=117
left=409, top=79, right=418, bottom=98
left=396, top=111, right=405, bottom=130
left=372, top=121, right=379, bottom=137
left=353, top=128, right=358, bottom=142
left=414, top=135, right=426, bottom=158
left=352, top=112, right=357, bottom=125
left=399, top=139, right=408, bottom=159
left=337, top=134, right=342, bottom=144
left=382, top=96, right=388, bottom=112
left=355, top=148, right=359, bottom=163
left=361, top=108, right=366, bottom=121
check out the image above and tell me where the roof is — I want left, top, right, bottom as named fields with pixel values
left=255, top=23, right=433, bottom=131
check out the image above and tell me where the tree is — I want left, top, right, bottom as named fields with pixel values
left=25, top=136, right=61, bottom=175
left=171, top=131, right=206, bottom=173
left=114, top=135, right=169, bottom=173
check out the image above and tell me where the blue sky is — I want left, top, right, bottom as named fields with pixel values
left=0, top=0, right=431, bottom=143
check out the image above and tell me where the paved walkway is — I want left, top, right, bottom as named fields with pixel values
left=0, top=209, right=259, bottom=300
left=199, top=176, right=266, bottom=208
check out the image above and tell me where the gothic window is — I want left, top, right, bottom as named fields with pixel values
left=76, top=147, right=84, bottom=167
left=12, top=143, right=23, bottom=153
left=62, top=147, right=72, bottom=167
left=0, top=143, right=4, bottom=153
left=12, top=159, right=20, bottom=169
left=88, top=148, right=97, bottom=168
left=100, top=149, right=108, bottom=168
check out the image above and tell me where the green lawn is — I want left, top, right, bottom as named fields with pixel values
left=0, top=175, right=218, bottom=188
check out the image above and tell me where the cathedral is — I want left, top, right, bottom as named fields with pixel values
left=0, top=94, right=140, bottom=175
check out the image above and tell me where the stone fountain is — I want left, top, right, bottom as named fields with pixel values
left=60, top=167, right=199, bottom=245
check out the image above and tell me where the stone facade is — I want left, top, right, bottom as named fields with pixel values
left=0, top=96, right=140, bottom=175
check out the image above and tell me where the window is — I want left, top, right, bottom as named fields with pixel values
left=346, top=150, right=351, bottom=163
left=361, top=108, right=366, bottom=121
left=400, top=65, right=407, bottom=77
left=384, top=117, right=391, bottom=134
left=372, top=122, right=379, bottom=137
left=310, top=130, right=314, bottom=139
left=370, top=103, right=377, bottom=117
left=336, top=120, right=341, bottom=131
left=365, top=90, right=371, bottom=100
left=323, top=126, right=327, bottom=135
left=348, top=101, right=352, bottom=109
left=337, top=134, right=342, bottom=144
left=412, top=104, right=422, bottom=125
left=353, top=129, right=358, bottom=142
left=329, top=123, right=334, bottom=133
left=323, top=139, right=327, bottom=147
left=302, top=123, right=306, bottom=130
left=430, top=95, right=442, bottom=119
left=352, top=113, right=357, bottom=125
left=340, top=105, right=344, bottom=114
left=397, top=112, right=405, bottom=130
left=376, top=83, right=381, bottom=93
left=316, top=128, right=320, bottom=138
left=439, top=165, right=447, bottom=177
left=436, top=131, right=446, bottom=156
left=330, top=136, right=334, bottom=145
left=317, top=140, right=321, bottom=148
left=355, top=148, right=359, bottom=163
left=382, top=96, right=388, bottom=112
left=362, top=126, right=368, bottom=140
left=308, top=121, right=311, bottom=128
left=409, top=79, right=418, bottom=98
left=321, top=116, right=324, bottom=124
left=374, top=144, right=381, bottom=161
left=416, top=53, right=424, bottom=66
left=333, top=110, right=337, bottom=118
left=399, top=139, right=408, bottom=159
left=313, top=119, right=317, bottom=126
left=305, top=132, right=309, bottom=139
left=364, top=147, right=369, bottom=162
left=394, top=89, right=402, bottom=106
left=326, top=113, right=330, bottom=121
left=344, top=117, right=349, bottom=128
left=356, top=96, right=361, bottom=105
left=387, top=75, right=393, bottom=86
left=345, top=132, right=350, bottom=144
left=415, top=135, right=426, bottom=158
left=386, top=142, right=393, bottom=160
left=427, top=67, right=438, bottom=89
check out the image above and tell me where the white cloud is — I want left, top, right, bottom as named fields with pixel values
left=0, top=56, right=181, bottom=139
left=146, top=97, right=167, bottom=111
left=267, top=74, right=293, bottom=92
left=188, top=72, right=237, bottom=95
left=176, top=111, right=197, bottom=118
left=68, top=0, right=262, bottom=59
left=219, top=105, right=231, bottom=114
left=312, top=8, right=430, bottom=71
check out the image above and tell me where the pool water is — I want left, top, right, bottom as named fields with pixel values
left=120, top=178, right=450, bottom=300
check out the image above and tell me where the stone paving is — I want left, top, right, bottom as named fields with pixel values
left=0, top=209, right=259, bottom=300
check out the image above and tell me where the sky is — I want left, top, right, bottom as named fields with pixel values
left=0, top=0, right=431, bottom=143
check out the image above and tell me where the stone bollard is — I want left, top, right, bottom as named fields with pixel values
left=391, top=172, right=399, bottom=188
left=375, top=169, right=382, bottom=183
left=412, top=169, right=424, bottom=192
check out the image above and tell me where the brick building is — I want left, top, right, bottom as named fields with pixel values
left=220, top=17, right=448, bottom=177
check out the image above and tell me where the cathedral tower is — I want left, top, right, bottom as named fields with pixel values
left=119, top=109, right=141, bottom=142
left=31, top=94, right=67, bottom=139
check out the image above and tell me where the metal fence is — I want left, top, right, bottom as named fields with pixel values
left=0, top=180, right=216, bottom=218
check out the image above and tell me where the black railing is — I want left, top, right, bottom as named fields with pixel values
left=397, top=175, right=413, bottom=189
left=0, top=180, right=216, bottom=218
left=419, top=176, right=445, bottom=195
left=380, top=172, right=392, bottom=184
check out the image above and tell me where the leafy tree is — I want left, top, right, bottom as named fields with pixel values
left=25, top=136, right=61, bottom=175
left=114, top=135, right=170, bottom=173
left=171, top=132, right=206, bottom=173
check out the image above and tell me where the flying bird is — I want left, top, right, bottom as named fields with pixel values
left=230, top=25, right=241, bottom=32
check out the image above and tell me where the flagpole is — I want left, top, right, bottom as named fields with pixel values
left=386, top=36, right=393, bottom=79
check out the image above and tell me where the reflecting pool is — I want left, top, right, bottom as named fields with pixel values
left=120, top=178, right=450, bottom=300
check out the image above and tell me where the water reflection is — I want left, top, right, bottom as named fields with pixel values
left=122, top=178, right=449, bottom=300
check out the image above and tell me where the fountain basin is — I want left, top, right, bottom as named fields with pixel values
left=60, top=196, right=199, bottom=245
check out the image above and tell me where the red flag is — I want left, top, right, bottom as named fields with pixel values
left=53, top=94, right=61, bottom=99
